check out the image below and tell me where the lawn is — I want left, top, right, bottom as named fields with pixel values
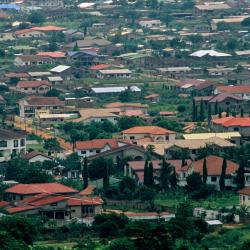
left=154, top=190, right=239, bottom=210
left=26, top=143, right=47, bottom=153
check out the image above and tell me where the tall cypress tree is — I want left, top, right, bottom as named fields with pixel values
left=236, top=158, right=245, bottom=190
left=241, top=108, right=244, bottom=117
left=208, top=104, right=211, bottom=127
left=226, top=108, right=230, bottom=117
left=83, top=157, right=88, bottom=189
left=219, top=158, right=227, bottom=191
left=103, top=161, right=110, bottom=190
left=160, top=157, right=172, bottom=190
left=219, top=108, right=222, bottom=118
left=202, top=158, right=208, bottom=184
left=144, top=160, right=149, bottom=186
left=170, top=167, right=178, bottom=188
left=200, top=99, right=204, bottom=121
left=192, top=99, right=196, bottom=122
left=214, top=100, right=218, bottom=115
left=148, top=162, right=154, bottom=187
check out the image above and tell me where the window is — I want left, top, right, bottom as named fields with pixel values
left=130, top=136, right=135, bottom=140
left=13, top=140, right=18, bottom=147
left=165, top=136, right=169, bottom=140
left=81, top=150, right=86, bottom=154
left=20, top=139, right=25, bottom=147
left=96, top=150, right=100, bottom=153
left=0, top=140, right=7, bottom=148
left=211, top=177, right=217, bottom=182
left=234, top=127, right=239, bottom=131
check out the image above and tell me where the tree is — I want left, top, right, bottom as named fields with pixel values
left=192, top=99, right=196, bottom=122
left=170, top=168, right=178, bottom=188
left=219, top=158, right=227, bottom=191
left=177, top=105, right=186, bottom=113
left=27, top=11, right=45, bottom=24
left=83, top=157, right=88, bottom=189
left=146, top=144, right=155, bottom=160
left=199, top=99, right=204, bottom=121
left=160, top=157, right=172, bottom=190
left=0, top=231, right=29, bottom=250
left=202, top=158, right=208, bottom=184
left=44, top=88, right=60, bottom=97
left=208, top=104, right=212, bottom=127
left=214, top=100, right=218, bottom=115
left=144, top=160, right=149, bottom=186
left=236, top=158, right=245, bottom=190
left=186, top=172, right=202, bottom=192
left=119, top=176, right=136, bottom=194
left=103, top=159, right=110, bottom=190
left=148, top=162, right=154, bottom=187
left=226, top=108, right=230, bottom=117
left=226, top=38, right=237, bottom=50
left=44, top=138, right=60, bottom=150
left=109, top=238, right=135, bottom=250
left=241, top=108, right=244, bottom=117
left=219, top=108, right=222, bottom=118
left=118, top=116, right=145, bottom=130
left=119, top=89, right=133, bottom=102
left=241, top=17, right=250, bottom=27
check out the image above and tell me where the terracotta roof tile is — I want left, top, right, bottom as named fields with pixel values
left=5, top=183, right=78, bottom=195
left=238, top=187, right=250, bottom=196
left=212, top=117, right=250, bottom=127
left=193, top=155, right=239, bottom=176
left=105, top=102, right=148, bottom=109
left=122, top=126, right=176, bottom=135
left=67, top=197, right=103, bottom=206
left=217, top=85, right=250, bottom=94
left=17, top=80, right=52, bottom=88
left=76, top=139, right=128, bottom=150
left=25, top=96, right=64, bottom=106
left=31, top=26, right=65, bottom=31
left=37, top=52, right=66, bottom=58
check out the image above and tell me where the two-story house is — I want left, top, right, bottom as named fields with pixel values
left=122, top=126, right=176, bottom=143
left=18, top=96, right=64, bottom=118
left=0, top=128, right=26, bottom=162
left=16, top=80, right=52, bottom=94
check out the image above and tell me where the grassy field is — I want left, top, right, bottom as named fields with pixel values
left=154, top=190, right=239, bottom=210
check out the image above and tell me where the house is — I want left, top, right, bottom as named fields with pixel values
left=195, top=93, right=243, bottom=112
left=144, top=94, right=160, bottom=103
left=5, top=72, right=30, bottom=81
left=23, top=151, right=52, bottom=163
left=27, top=71, right=52, bottom=80
left=157, top=67, right=192, bottom=79
left=66, top=51, right=106, bottom=67
left=139, top=137, right=236, bottom=159
left=50, top=65, right=72, bottom=80
left=14, top=55, right=53, bottom=67
left=212, top=117, right=250, bottom=137
left=138, top=19, right=162, bottom=28
left=65, top=38, right=112, bottom=51
left=238, top=187, right=250, bottom=207
left=37, top=51, right=66, bottom=59
left=26, top=0, right=64, bottom=9
left=211, top=16, right=249, bottom=30
left=4, top=182, right=78, bottom=201
left=122, top=126, right=176, bottom=143
left=195, top=2, right=231, bottom=16
left=0, top=128, right=26, bottom=162
left=190, top=155, right=240, bottom=190
left=76, top=139, right=130, bottom=158
left=214, top=85, right=250, bottom=101
left=97, top=69, right=132, bottom=79
left=14, top=29, right=45, bottom=38
left=183, top=132, right=241, bottom=146
left=19, top=96, right=64, bottom=118
left=31, top=26, right=65, bottom=32
left=73, top=108, right=119, bottom=124
left=190, top=50, right=231, bottom=58
left=16, top=80, right=52, bottom=94
left=105, top=102, right=148, bottom=113
left=125, top=159, right=192, bottom=186
left=91, top=86, right=141, bottom=95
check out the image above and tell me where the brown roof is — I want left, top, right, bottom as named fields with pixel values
left=15, top=29, right=39, bottom=35
left=0, top=128, right=26, bottom=140
left=5, top=72, right=29, bottom=78
left=209, top=93, right=242, bottom=103
left=144, top=94, right=160, bottom=99
left=5, top=183, right=78, bottom=195
left=24, top=151, right=52, bottom=160
left=105, top=102, right=148, bottom=109
left=25, top=96, right=64, bottom=106
left=76, top=139, right=128, bottom=150
left=122, top=126, right=176, bottom=135
left=217, top=85, right=250, bottom=94
left=193, top=155, right=239, bottom=176
left=17, top=80, right=52, bottom=88
left=238, top=187, right=250, bottom=196
left=17, top=55, right=53, bottom=63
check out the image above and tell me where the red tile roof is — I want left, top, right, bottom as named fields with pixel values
left=25, top=96, right=64, bottom=106
left=0, top=201, right=9, bottom=207
left=7, top=205, right=36, bottom=214
left=67, top=197, right=103, bottom=206
left=5, top=72, right=29, bottom=78
left=238, top=187, right=250, bottom=196
left=5, top=183, right=78, bottom=195
left=144, top=94, right=160, bottom=99
left=121, top=109, right=144, bottom=117
left=31, top=26, right=65, bottom=31
left=89, top=64, right=111, bottom=70
left=37, top=52, right=66, bottom=58
left=122, top=126, right=176, bottom=135
left=79, top=185, right=96, bottom=196
left=105, top=102, right=148, bottom=109
left=193, top=155, right=239, bottom=176
left=212, top=117, right=250, bottom=127
left=217, top=85, right=250, bottom=94
left=17, top=80, right=52, bottom=88
left=76, top=139, right=128, bottom=150
left=15, top=29, right=38, bottom=35
left=159, top=111, right=177, bottom=116
left=31, top=195, right=67, bottom=207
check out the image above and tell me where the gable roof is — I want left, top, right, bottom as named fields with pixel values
left=17, top=80, right=52, bottom=88
left=15, top=29, right=41, bottom=35
left=238, top=187, right=250, bottom=196
left=76, top=139, right=128, bottom=150
left=24, top=96, right=64, bottom=106
left=192, top=155, right=239, bottom=176
left=216, top=85, right=250, bottom=94
left=24, top=151, right=52, bottom=160
left=5, top=183, right=78, bottom=195
left=212, top=117, right=250, bottom=127
left=209, top=93, right=242, bottom=103
left=0, top=128, right=26, bottom=140
left=122, top=126, right=176, bottom=135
